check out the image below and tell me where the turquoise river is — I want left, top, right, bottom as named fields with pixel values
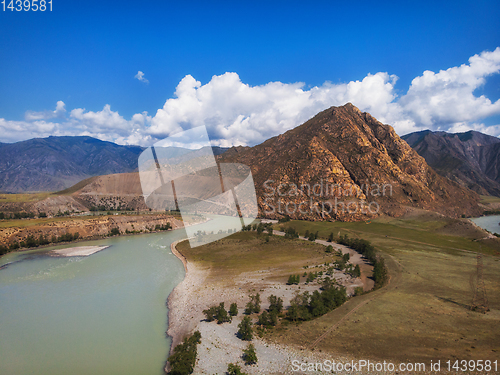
left=0, top=229, right=187, bottom=375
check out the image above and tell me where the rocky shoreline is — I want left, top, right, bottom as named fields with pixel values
left=165, top=232, right=374, bottom=374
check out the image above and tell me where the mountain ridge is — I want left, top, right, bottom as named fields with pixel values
left=0, top=136, right=145, bottom=193
left=221, top=103, right=481, bottom=219
left=402, top=130, right=500, bottom=197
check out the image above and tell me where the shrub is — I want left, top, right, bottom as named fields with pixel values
left=243, top=343, right=258, bottom=365
left=229, top=303, right=238, bottom=316
left=227, top=363, right=247, bottom=375
left=237, top=316, right=253, bottom=341
left=167, top=331, right=201, bottom=375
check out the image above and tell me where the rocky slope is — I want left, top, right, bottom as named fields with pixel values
left=402, top=130, right=500, bottom=197
left=221, top=103, right=481, bottom=220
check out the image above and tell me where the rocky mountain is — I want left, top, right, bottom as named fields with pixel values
left=221, top=103, right=481, bottom=220
left=0, top=136, right=145, bottom=193
left=402, top=130, right=500, bottom=197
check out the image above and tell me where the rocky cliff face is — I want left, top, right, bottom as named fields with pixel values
left=403, top=130, right=500, bottom=197
left=221, top=103, right=481, bottom=220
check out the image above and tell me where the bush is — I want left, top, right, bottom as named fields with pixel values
left=286, top=285, right=347, bottom=322
left=327, top=232, right=334, bottom=242
left=237, top=316, right=253, bottom=341
left=244, top=294, right=260, bottom=314
left=203, top=303, right=231, bottom=324
left=243, top=343, right=258, bottom=365
left=229, top=303, right=238, bottom=316
left=268, top=295, right=283, bottom=313
left=284, top=227, right=299, bottom=239
left=167, top=331, right=201, bottom=375
left=227, top=363, right=247, bottom=375
left=215, top=302, right=231, bottom=324
left=286, top=274, right=300, bottom=285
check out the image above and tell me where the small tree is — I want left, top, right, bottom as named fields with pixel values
left=268, top=295, right=283, bottom=313
left=353, top=264, right=361, bottom=278
left=269, top=310, right=278, bottom=326
left=202, top=306, right=217, bottom=322
left=258, top=310, right=269, bottom=326
left=327, top=232, right=334, bottom=242
left=229, top=302, right=238, bottom=316
left=227, top=363, right=247, bottom=375
left=237, top=316, right=253, bottom=340
left=326, top=245, right=333, bottom=253
left=267, top=226, right=273, bottom=235
left=243, top=343, right=258, bottom=365
left=215, top=302, right=231, bottom=324
left=244, top=301, right=254, bottom=315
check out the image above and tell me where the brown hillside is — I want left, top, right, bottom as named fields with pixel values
left=220, top=103, right=481, bottom=220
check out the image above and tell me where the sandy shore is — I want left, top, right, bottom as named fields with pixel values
left=49, top=245, right=109, bottom=257
left=165, top=232, right=375, bottom=374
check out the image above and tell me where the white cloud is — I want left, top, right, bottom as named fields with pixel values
left=24, top=100, right=66, bottom=121
left=2, top=47, right=500, bottom=146
left=134, top=71, right=149, bottom=84
left=148, top=71, right=401, bottom=146
left=398, top=47, right=500, bottom=130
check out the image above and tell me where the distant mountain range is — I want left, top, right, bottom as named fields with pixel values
left=2, top=107, right=497, bottom=220
left=0, top=136, right=229, bottom=193
left=221, top=103, right=480, bottom=219
left=402, top=130, right=500, bottom=197
left=0, top=136, right=145, bottom=193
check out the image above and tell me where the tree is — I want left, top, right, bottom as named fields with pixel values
left=167, top=330, right=201, bottom=375
left=269, top=310, right=278, bottom=326
left=267, top=226, right=273, bottom=235
left=327, top=232, right=334, bottom=242
left=258, top=310, right=269, bottom=326
left=237, top=316, right=253, bottom=340
left=268, top=295, right=283, bottom=313
left=286, top=303, right=300, bottom=322
left=215, top=302, right=231, bottom=324
left=229, top=302, right=238, bottom=316
left=244, top=301, right=254, bottom=315
left=202, top=306, right=217, bottom=322
left=287, top=274, right=299, bottom=285
left=245, top=293, right=261, bottom=314
left=353, top=264, right=361, bottom=278
left=227, top=363, right=247, bottom=375
left=326, top=245, right=333, bottom=253
left=304, top=230, right=309, bottom=238
left=243, top=343, right=258, bottom=365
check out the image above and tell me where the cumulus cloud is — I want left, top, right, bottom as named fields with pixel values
left=148, top=71, right=401, bottom=146
left=398, top=47, right=500, bottom=131
left=2, top=47, right=500, bottom=145
left=134, top=71, right=149, bottom=84
left=24, top=100, right=66, bottom=121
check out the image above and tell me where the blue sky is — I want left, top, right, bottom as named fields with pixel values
left=1, top=0, right=499, bottom=146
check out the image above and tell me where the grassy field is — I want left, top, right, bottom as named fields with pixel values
left=275, top=214, right=500, bottom=256
left=177, top=214, right=500, bottom=366
left=265, top=217, right=500, bottom=364
left=177, top=231, right=338, bottom=283
left=0, top=192, right=51, bottom=203
left=480, top=195, right=500, bottom=204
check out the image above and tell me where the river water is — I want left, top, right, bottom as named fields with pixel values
left=470, top=215, right=500, bottom=235
left=0, top=229, right=186, bottom=375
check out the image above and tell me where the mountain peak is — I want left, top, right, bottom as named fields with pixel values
left=222, top=105, right=480, bottom=220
